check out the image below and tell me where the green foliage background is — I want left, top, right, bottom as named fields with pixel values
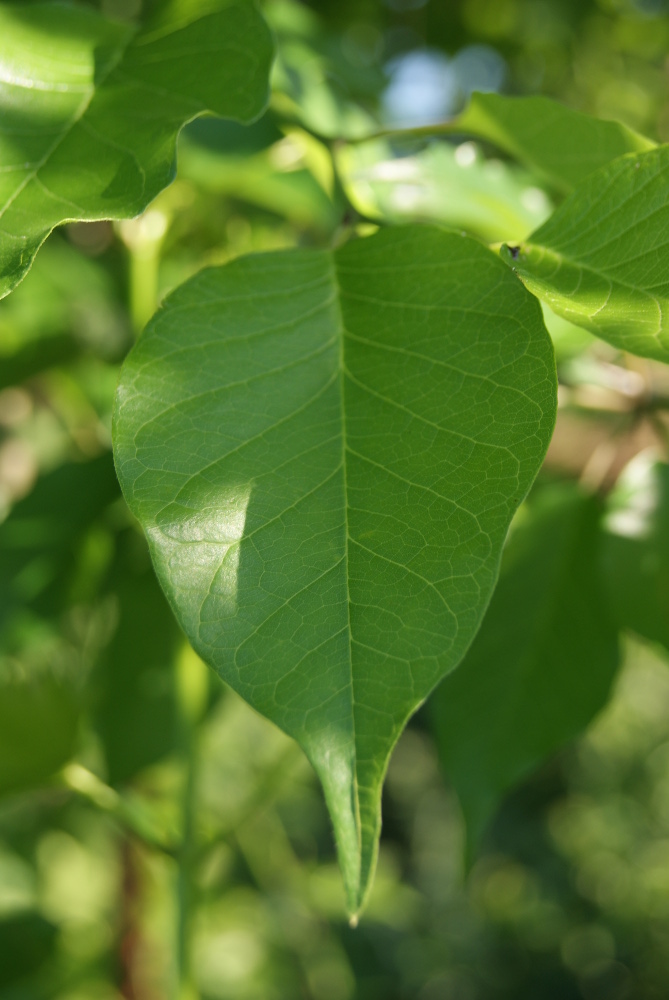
left=1, top=0, right=669, bottom=997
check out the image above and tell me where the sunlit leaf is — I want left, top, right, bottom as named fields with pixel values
left=431, top=484, right=620, bottom=856
left=113, top=225, right=556, bottom=915
left=501, top=147, right=669, bottom=362
left=0, top=0, right=273, bottom=298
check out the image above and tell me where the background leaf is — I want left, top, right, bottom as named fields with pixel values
left=338, top=137, right=552, bottom=243
left=455, top=93, right=654, bottom=193
left=0, top=0, right=273, bottom=298
left=0, top=454, right=119, bottom=631
left=430, top=483, right=620, bottom=857
left=113, top=225, right=557, bottom=915
left=602, top=451, right=669, bottom=652
left=0, top=666, right=80, bottom=797
left=501, top=147, right=669, bottom=362
left=92, top=530, right=183, bottom=787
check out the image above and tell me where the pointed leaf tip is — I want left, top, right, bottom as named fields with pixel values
left=113, top=225, right=556, bottom=908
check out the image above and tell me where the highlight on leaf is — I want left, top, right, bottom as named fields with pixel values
left=501, top=146, right=669, bottom=362
left=0, top=0, right=273, bottom=299
left=113, top=224, right=557, bottom=915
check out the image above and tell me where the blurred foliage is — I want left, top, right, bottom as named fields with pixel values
left=1, top=0, right=669, bottom=997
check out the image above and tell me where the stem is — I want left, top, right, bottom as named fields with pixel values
left=197, top=743, right=301, bottom=866
left=173, top=643, right=209, bottom=1000
left=118, top=210, right=168, bottom=336
left=59, top=763, right=178, bottom=856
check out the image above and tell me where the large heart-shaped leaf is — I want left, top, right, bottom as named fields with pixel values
left=0, top=0, right=273, bottom=298
left=113, top=225, right=556, bottom=916
left=502, top=147, right=669, bottom=362
left=431, top=484, right=620, bottom=858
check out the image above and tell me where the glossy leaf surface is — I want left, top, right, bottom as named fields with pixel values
left=0, top=0, right=273, bottom=298
left=502, top=147, right=669, bottom=362
left=431, top=485, right=620, bottom=855
left=602, top=452, right=669, bottom=651
left=113, top=225, right=557, bottom=915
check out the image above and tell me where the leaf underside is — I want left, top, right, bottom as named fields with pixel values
left=0, top=0, right=273, bottom=298
left=502, top=147, right=669, bottom=362
left=113, top=225, right=557, bottom=915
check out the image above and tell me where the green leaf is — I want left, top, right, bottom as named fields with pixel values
left=0, top=666, right=80, bottom=796
left=93, top=533, right=182, bottom=786
left=430, top=484, right=620, bottom=857
left=501, top=147, right=669, bottom=362
left=602, top=451, right=669, bottom=651
left=113, top=225, right=556, bottom=916
left=0, top=455, right=120, bottom=630
left=0, top=0, right=273, bottom=299
left=0, top=913, right=57, bottom=989
left=455, top=93, right=654, bottom=193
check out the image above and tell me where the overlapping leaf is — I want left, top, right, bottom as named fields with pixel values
left=113, top=225, right=556, bottom=915
left=502, top=147, right=669, bottom=362
left=431, top=485, right=620, bottom=856
left=0, top=0, right=273, bottom=298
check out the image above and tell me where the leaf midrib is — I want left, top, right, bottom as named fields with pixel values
left=328, top=253, right=363, bottom=888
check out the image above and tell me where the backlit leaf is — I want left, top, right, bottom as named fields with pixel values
left=0, top=0, right=273, bottom=298
left=113, top=225, right=556, bottom=916
left=501, top=147, right=669, bottom=362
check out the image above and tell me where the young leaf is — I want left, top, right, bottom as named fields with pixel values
left=113, top=225, right=557, bottom=916
left=501, top=147, right=669, bottom=362
left=602, top=451, right=669, bottom=651
left=0, top=0, right=273, bottom=299
left=455, top=93, right=654, bottom=193
left=430, top=484, right=620, bottom=857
